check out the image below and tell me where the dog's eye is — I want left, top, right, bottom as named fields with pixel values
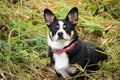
left=56, top=24, right=59, bottom=29
left=63, top=24, right=66, bottom=28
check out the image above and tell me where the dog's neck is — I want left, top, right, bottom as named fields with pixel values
left=48, top=35, right=73, bottom=50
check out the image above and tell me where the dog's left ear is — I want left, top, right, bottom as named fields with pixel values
left=66, top=7, right=78, bottom=24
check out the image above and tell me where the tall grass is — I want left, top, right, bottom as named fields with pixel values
left=0, top=0, right=120, bottom=79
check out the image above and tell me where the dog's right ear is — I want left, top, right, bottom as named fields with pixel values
left=44, top=9, right=56, bottom=26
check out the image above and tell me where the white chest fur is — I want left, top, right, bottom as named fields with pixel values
left=53, top=53, right=70, bottom=78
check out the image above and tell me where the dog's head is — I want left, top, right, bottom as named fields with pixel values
left=44, top=7, right=78, bottom=41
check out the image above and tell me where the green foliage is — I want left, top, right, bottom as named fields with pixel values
left=0, top=0, right=120, bottom=79
left=80, top=16, right=103, bottom=32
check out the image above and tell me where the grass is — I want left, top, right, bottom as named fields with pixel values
left=0, top=0, right=120, bottom=80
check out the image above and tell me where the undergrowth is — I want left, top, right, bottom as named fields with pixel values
left=0, top=0, right=120, bottom=80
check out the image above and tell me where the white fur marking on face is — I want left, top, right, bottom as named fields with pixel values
left=52, top=21, right=66, bottom=41
left=58, top=21, right=64, bottom=29
left=54, top=53, right=70, bottom=78
left=56, top=21, right=67, bottom=39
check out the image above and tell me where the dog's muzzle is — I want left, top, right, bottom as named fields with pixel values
left=57, top=32, right=64, bottom=39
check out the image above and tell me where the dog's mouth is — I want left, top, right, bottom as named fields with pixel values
left=57, top=37, right=65, bottom=40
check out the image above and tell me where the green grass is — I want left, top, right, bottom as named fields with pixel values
left=0, top=0, right=120, bottom=80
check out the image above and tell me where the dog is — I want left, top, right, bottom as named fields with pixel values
left=44, top=7, right=107, bottom=79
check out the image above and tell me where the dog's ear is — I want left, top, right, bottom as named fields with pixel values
left=44, top=9, right=56, bottom=26
left=66, top=7, right=78, bottom=24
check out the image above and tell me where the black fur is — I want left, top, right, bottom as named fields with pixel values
left=49, top=39, right=107, bottom=70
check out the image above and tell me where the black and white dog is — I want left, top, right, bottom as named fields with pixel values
left=44, top=7, right=107, bottom=79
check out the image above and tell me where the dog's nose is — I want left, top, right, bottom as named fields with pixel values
left=58, top=32, right=63, bottom=37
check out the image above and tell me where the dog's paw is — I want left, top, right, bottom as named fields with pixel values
left=66, top=64, right=78, bottom=75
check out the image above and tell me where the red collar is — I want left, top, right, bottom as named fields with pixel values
left=53, top=42, right=76, bottom=54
